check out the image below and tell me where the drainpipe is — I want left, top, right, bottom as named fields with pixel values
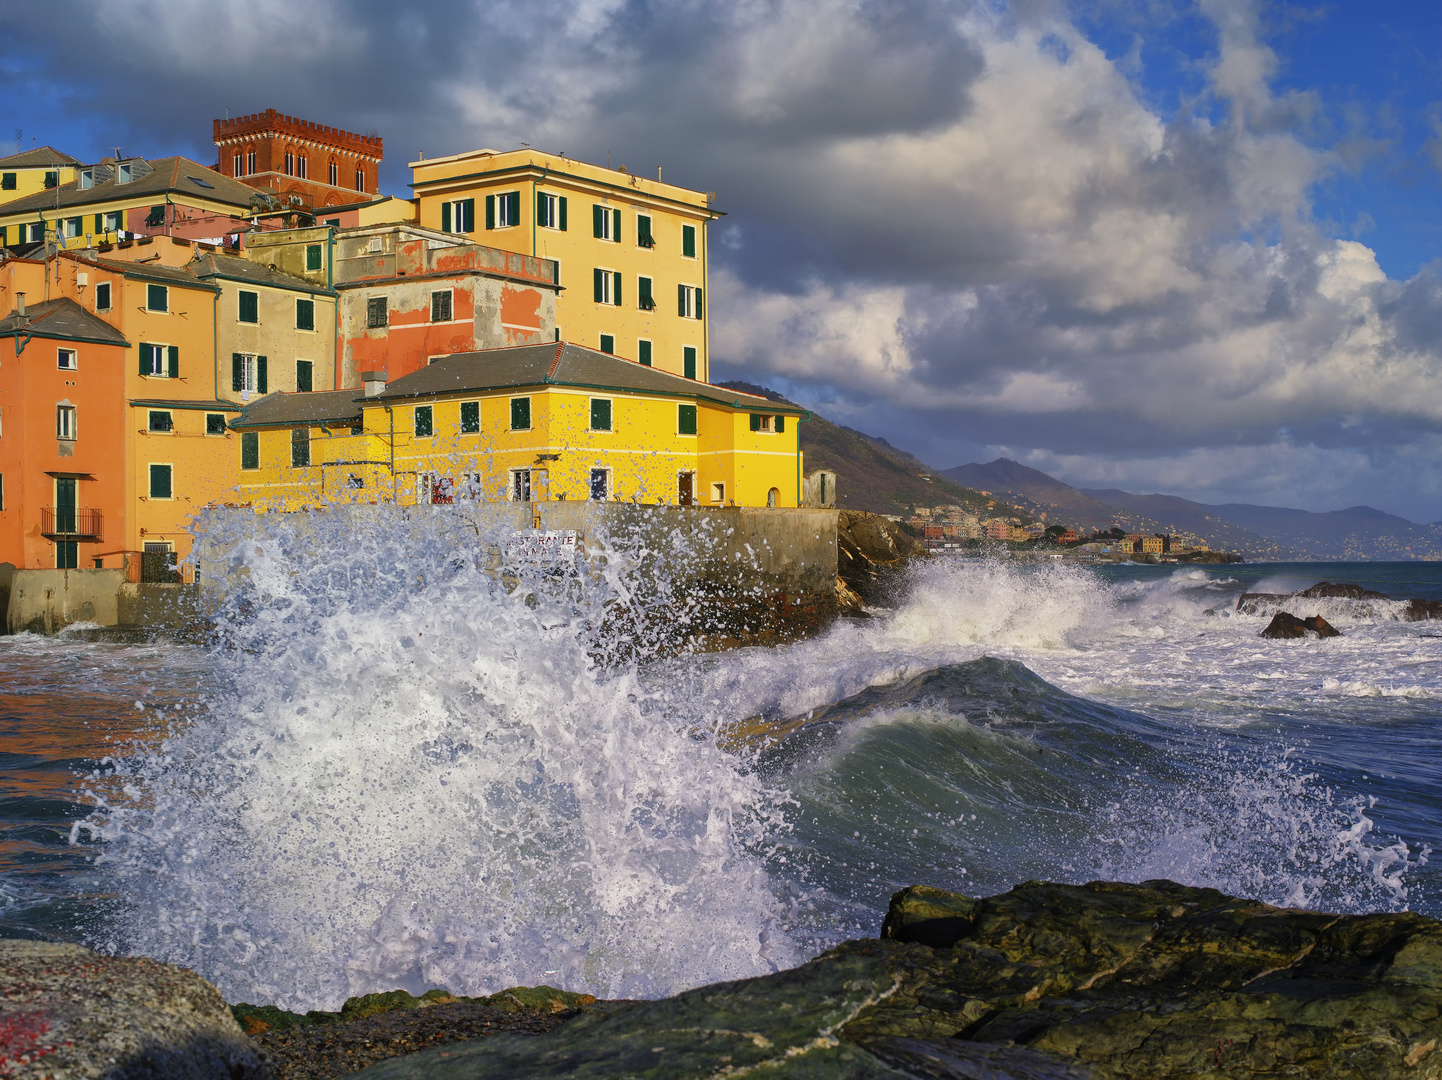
left=701, top=208, right=715, bottom=384
left=328, top=225, right=338, bottom=389
left=212, top=287, right=220, bottom=404
left=384, top=401, right=396, bottom=503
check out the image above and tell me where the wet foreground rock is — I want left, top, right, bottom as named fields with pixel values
left=0, top=940, right=269, bottom=1078
left=352, top=879, right=1442, bottom=1080
left=1261, top=611, right=1341, bottom=638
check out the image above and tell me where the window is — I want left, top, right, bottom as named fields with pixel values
left=294, top=297, right=315, bottom=331
left=119, top=162, right=134, bottom=184
left=590, top=398, right=612, bottom=431
left=95, top=282, right=111, bottom=310
left=233, top=154, right=243, bottom=176
left=678, top=403, right=697, bottom=435
left=80, top=169, right=94, bottom=189
left=355, top=168, right=364, bottom=191
left=148, top=410, right=173, bottom=433
left=682, top=223, right=697, bottom=258
left=431, top=290, right=452, bottom=322
left=678, top=284, right=702, bottom=319
left=749, top=414, right=784, bottom=433
left=638, top=339, right=652, bottom=367
left=711, top=481, right=726, bottom=504
left=0, top=173, right=14, bottom=191
left=149, top=464, right=172, bottom=499
left=238, top=290, right=258, bottom=323
left=599, top=334, right=614, bottom=354
left=57, top=405, right=77, bottom=440
left=486, top=191, right=520, bottom=229
left=147, top=284, right=168, bottom=312
left=683, top=346, right=697, bottom=380
left=592, top=205, right=621, bottom=241
left=306, top=244, right=322, bottom=271
left=677, top=471, right=694, bottom=506
left=538, top=192, right=567, bottom=230
left=593, top=269, right=621, bottom=306
left=291, top=427, right=310, bottom=468
left=441, top=199, right=475, bottom=233
left=57, top=541, right=78, bottom=570
left=284, top=151, right=295, bottom=176
left=329, top=162, right=338, bottom=186
left=296, top=360, right=313, bottom=393
left=231, top=353, right=268, bottom=393
left=240, top=431, right=259, bottom=469
left=460, top=401, right=480, bottom=434
left=246, top=151, right=256, bottom=176
left=207, top=413, right=228, bottom=436
left=637, top=214, right=654, bottom=248
left=768, top=487, right=779, bottom=508
left=510, top=397, right=531, bottom=431
left=44, top=171, right=58, bottom=189
left=510, top=469, right=532, bottom=501
left=589, top=468, right=610, bottom=501
left=57, top=348, right=76, bottom=370
left=638, top=276, right=654, bottom=311
left=414, top=405, right=433, bottom=437
left=298, top=155, right=308, bottom=180
left=140, top=343, right=178, bottom=378
left=65, top=217, right=81, bottom=238
left=103, top=211, right=121, bottom=232
left=366, top=297, right=387, bottom=328
left=347, top=474, right=364, bottom=489
left=146, top=205, right=165, bottom=227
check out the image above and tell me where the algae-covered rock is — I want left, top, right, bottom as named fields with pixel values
left=352, top=879, right=1442, bottom=1079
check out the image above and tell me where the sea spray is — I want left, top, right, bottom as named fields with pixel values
left=81, top=505, right=798, bottom=1010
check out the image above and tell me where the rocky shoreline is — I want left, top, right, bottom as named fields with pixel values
left=8, top=878, right=1435, bottom=1078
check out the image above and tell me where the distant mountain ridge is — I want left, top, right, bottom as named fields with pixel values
left=942, top=457, right=1442, bottom=560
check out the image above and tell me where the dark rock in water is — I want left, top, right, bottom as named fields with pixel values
left=837, top=510, right=926, bottom=610
left=353, top=879, right=1442, bottom=1079
left=1261, top=611, right=1340, bottom=638
left=1235, top=591, right=1291, bottom=614
left=1296, top=581, right=1390, bottom=600
left=1404, top=597, right=1442, bottom=621
left=0, top=940, right=270, bottom=1079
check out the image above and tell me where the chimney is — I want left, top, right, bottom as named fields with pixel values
left=361, top=370, right=388, bottom=397
left=15, top=293, right=24, bottom=317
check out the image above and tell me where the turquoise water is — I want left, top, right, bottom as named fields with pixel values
left=0, top=519, right=1436, bottom=1009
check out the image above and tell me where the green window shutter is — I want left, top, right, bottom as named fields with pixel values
left=415, top=405, right=433, bottom=437
left=296, top=298, right=314, bottom=330
left=593, top=204, right=604, bottom=237
left=678, top=404, right=697, bottom=436
left=775, top=414, right=785, bottom=433
left=638, top=339, right=652, bottom=366
left=507, top=192, right=519, bottom=226
left=232, top=353, right=244, bottom=391
left=683, top=224, right=696, bottom=257
left=460, top=401, right=480, bottom=433
left=94, top=213, right=103, bottom=233
left=594, top=268, right=604, bottom=303
left=558, top=196, right=567, bottom=231
left=612, top=271, right=622, bottom=307
left=486, top=194, right=496, bottom=229
left=537, top=190, right=547, bottom=225
left=241, top=431, right=259, bottom=470
left=511, top=397, right=530, bottom=430
left=306, top=244, right=322, bottom=271
left=257, top=355, right=268, bottom=394
left=462, top=199, right=474, bottom=231
left=612, top=208, right=621, bottom=244
left=750, top=413, right=761, bottom=432
left=239, top=291, right=258, bottom=323
left=150, top=464, right=171, bottom=499
left=296, top=360, right=313, bottom=393
left=684, top=346, right=697, bottom=380
left=167, top=345, right=179, bottom=378
left=147, top=283, right=167, bottom=311
left=695, top=287, right=702, bottom=319
left=679, top=284, right=687, bottom=317
left=441, top=201, right=451, bottom=232
left=591, top=399, right=611, bottom=431
left=140, top=344, right=151, bottom=376
left=639, top=276, right=653, bottom=309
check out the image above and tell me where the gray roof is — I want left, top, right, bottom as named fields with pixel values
left=231, top=389, right=364, bottom=429
left=0, top=297, right=129, bottom=345
left=130, top=398, right=243, bottom=411
left=0, top=156, right=262, bottom=216
left=374, top=342, right=807, bottom=411
left=79, top=255, right=221, bottom=292
left=191, top=251, right=334, bottom=295
left=0, top=147, right=83, bottom=169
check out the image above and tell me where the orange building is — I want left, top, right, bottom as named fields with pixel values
left=214, top=109, right=382, bottom=210
left=0, top=285, right=130, bottom=570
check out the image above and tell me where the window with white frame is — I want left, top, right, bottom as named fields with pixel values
left=329, top=161, right=338, bottom=186
left=678, top=284, right=702, bottom=320
left=298, top=155, right=308, bottom=179
left=233, top=153, right=243, bottom=176
left=510, top=468, right=532, bottom=501
left=246, top=150, right=256, bottom=175
left=431, top=290, right=452, bottom=322
left=57, top=405, right=77, bottom=440
left=538, top=192, right=567, bottom=230
left=284, top=151, right=295, bottom=176
left=57, top=348, right=76, bottom=370
left=103, top=211, right=122, bottom=232
left=95, top=282, right=111, bottom=311
left=443, top=199, right=474, bottom=233
left=355, top=168, right=364, bottom=191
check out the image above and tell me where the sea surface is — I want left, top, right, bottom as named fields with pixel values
left=0, top=509, right=1437, bottom=1011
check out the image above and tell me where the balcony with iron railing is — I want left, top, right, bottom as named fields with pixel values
left=41, top=507, right=103, bottom=540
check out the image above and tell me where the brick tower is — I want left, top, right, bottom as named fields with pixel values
left=213, top=109, right=383, bottom=209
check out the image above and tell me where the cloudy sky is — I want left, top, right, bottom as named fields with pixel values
left=7, top=1, right=1442, bottom=518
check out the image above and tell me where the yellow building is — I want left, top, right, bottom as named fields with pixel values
left=410, top=150, right=716, bottom=381
left=0, top=147, right=81, bottom=207
left=231, top=343, right=807, bottom=511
